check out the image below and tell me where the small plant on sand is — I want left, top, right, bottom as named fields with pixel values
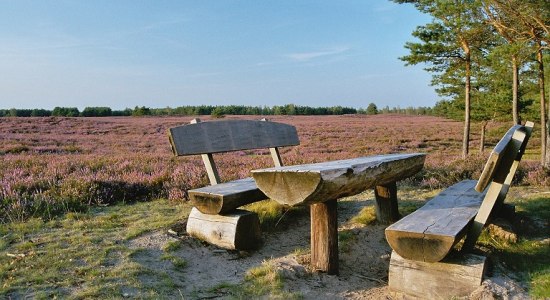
left=163, top=240, right=183, bottom=252
left=338, top=229, right=356, bottom=253
left=246, top=200, right=308, bottom=232
left=351, top=206, right=377, bottom=225
left=160, top=253, right=187, bottom=270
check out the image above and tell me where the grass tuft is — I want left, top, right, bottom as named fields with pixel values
left=163, top=240, right=183, bottom=252
left=246, top=199, right=308, bottom=232
left=244, top=260, right=283, bottom=296
left=351, top=206, right=377, bottom=225
left=339, top=230, right=356, bottom=253
left=160, top=253, right=187, bottom=270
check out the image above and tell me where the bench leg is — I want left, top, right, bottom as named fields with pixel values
left=310, top=199, right=339, bottom=275
left=374, top=182, right=400, bottom=224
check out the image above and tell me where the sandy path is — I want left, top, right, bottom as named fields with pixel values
left=128, top=197, right=529, bottom=299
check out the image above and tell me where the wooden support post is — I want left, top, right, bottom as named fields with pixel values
left=374, top=182, right=400, bottom=224
left=310, top=199, right=339, bottom=275
left=189, top=118, right=222, bottom=185
left=269, top=147, right=283, bottom=167
left=389, top=251, right=486, bottom=299
left=201, top=153, right=221, bottom=185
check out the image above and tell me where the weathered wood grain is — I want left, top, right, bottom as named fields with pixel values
left=385, top=180, right=485, bottom=262
left=388, top=251, right=486, bottom=299
left=310, top=199, right=339, bottom=275
left=169, top=120, right=299, bottom=156
left=252, top=153, right=426, bottom=206
left=186, top=207, right=261, bottom=250
left=189, top=178, right=267, bottom=215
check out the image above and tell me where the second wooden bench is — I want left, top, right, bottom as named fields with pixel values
left=168, top=118, right=299, bottom=250
left=385, top=121, right=533, bottom=298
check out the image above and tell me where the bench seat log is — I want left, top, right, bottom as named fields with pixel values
left=252, top=153, right=425, bottom=207
left=189, top=178, right=267, bottom=215
left=186, top=207, right=261, bottom=250
left=385, top=180, right=485, bottom=262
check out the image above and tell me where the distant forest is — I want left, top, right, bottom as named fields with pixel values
left=0, top=103, right=433, bottom=118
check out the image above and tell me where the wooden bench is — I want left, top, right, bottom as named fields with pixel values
left=168, top=118, right=299, bottom=250
left=252, top=153, right=426, bottom=274
left=385, top=121, right=533, bottom=298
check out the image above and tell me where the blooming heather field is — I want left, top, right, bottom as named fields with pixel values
left=0, top=114, right=546, bottom=223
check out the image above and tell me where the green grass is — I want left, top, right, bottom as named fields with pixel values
left=206, top=260, right=303, bottom=299
left=163, top=240, right=183, bottom=252
left=0, top=199, right=192, bottom=299
left=246, top=199, right=308, bottom=232
left=476, top=190, right=550, bottom=298
left=1, top=186, right=548, bottom=298
left=350, top=206, right=377, bottom=225
left=160, top=253, right=187, bottom=270
left=338, top=229, right=356, bottom=253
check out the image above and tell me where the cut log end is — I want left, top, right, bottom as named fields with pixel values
left=252, top=171, right=322, bottom=206
left=385, top=230, right=455, bottom=263
left=190, top=194, right=224, bottom=215
left=189, top=181, right=267, bottom=215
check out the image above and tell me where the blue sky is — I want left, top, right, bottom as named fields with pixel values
left=0, top=0, right=437, bottom=110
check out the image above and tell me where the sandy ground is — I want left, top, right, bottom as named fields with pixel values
left=127, top=197, right=530, bottom=299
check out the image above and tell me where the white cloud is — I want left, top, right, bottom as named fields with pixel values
left=285, top=46, right=350, bottom=62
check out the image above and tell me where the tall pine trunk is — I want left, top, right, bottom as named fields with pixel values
left=512, top=55, right=520, bottom=124
left=537, top=44, right=547, bottom=167
left=463, top=50, right=471, bottom=159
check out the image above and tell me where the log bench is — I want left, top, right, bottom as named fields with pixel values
left=252, top=153, right=426, bottom=274
left=385, top=121, right=533, bottom=298
left=168, top=118, right=299, bottom=250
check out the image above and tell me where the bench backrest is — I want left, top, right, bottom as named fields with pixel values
left=475, top=122, right=533, bottom=192
left=168, top=118, right=299, bottom=184
left=464, top=121, right=534, bottom=250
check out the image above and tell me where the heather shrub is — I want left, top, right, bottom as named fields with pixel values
left=2, top=145, right=30, bottom=155
left=0, top=115, right=545, bottom=223
left=524, top=163, right=550, bottom=186
left=419, top=154, right=487, bottom=189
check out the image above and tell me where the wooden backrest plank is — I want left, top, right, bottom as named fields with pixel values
left=495, top=121, right=534, bottom=202
left=503, top=121, right=534, bottom=185
left=463, top=123, right=529, bottom=250
left=169, top=120, right=299, bottom=156
left=475, top=124, right=526, bottom=192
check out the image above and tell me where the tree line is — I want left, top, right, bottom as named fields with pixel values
left=394, top=0, right=549, bottom=167
left=0, top=103, right=434, bottom=118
